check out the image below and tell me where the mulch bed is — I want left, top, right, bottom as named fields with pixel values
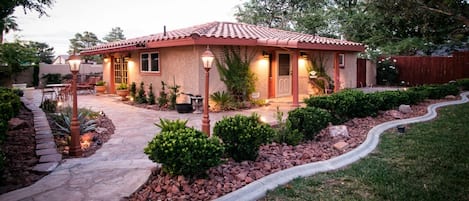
left=0, top=104, right=115, bottom=195
left=125, top=98, right=453, bottom=201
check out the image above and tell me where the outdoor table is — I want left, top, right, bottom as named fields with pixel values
left=46, top=83, right=71, bottom=101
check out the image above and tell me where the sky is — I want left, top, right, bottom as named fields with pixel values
left=5, top=0, right=245, bottom=56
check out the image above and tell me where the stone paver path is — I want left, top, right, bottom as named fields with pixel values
left=0, top=90, right=297, bottom=201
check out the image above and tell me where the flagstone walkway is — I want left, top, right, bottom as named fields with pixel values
left=0, top=90, right=297, bottom=201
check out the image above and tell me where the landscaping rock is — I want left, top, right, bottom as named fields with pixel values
left=387, top=110, right=404, bottom=119
left=32, top=162, right=58, bottom=172
left=328, top=125, right=349, bottom=138
left=445, top=95, right=457, bottom=99
left=399, top=104, right=413, bottom=114
left=333, top=141, right=349, bottom=151
left=8, top=118, right=29, bottom=130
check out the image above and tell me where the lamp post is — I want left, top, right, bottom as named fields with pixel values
left=67, top=54, right=82, bottom=156
left=201, top=46, right=214, bottom=136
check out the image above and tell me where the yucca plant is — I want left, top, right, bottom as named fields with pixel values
left=54, top=112, right=97, bottom=136
left=210, top=91, right=234, bottom=111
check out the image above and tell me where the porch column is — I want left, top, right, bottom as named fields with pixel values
left=334, top=52, right=340, bottom=92
left=292, top=50, right=299, bottom=107
left=109, top=56, right=116, bottom=94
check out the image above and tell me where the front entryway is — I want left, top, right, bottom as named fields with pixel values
left=277, top=53, right=291, bottom=97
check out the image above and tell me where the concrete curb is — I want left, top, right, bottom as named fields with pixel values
left=215, top=92, right=469, bottom=201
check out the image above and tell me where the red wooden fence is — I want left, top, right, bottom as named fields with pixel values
left=391, top=51, right=469, bottom=85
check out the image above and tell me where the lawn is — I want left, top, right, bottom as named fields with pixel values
left=262, top=103, right=469, bottom=201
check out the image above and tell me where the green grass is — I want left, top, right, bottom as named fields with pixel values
left=263, top=103, right=469, bottom=201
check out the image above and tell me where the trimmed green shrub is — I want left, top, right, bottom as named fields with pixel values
left=214, top=114, right=275, bottom=162
left=154, top=118, right=188, bottom=132
left=456, top=78, right=469, bottom=91
left=412, top=84, right=459, bottom=99
left=287, top=107, right=332, bottom=140
left=148, top=83, right=156, bottom=105
left=376, top=57, right=399, bottom=85
left=135, top=81, right=147, bottom=104
left=305, top=90, right=379, bottom=123
left=0, top=88, right=21, bottom=143
left=144, top=127, right=224, bottom=176
left=158, top=81, right=169, bottom=108
left=130, top=82, right=137, bottom=99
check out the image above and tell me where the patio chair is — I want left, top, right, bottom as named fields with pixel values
left=77, top=76, right=98, bottom=94
left=40, top=84, right=56, bottom=103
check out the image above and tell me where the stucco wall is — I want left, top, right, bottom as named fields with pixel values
left=102, top=46, right=359, bottom=100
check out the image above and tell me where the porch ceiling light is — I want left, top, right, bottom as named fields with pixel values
left=201, top=46, right=214, bottom=69
left=68, top=54, right=82, bottom=72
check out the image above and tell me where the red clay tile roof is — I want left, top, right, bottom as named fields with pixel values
left=81, top=21, right=364, bottom=55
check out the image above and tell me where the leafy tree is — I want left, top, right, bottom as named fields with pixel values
left=235, top=0, right=330, bottom=35
left=103, top=27, right=126, bottom=42
left=0, top=41, right=39, bottom=85
left=68, top=31, right=101, bottom=63
left=26, top=41, right=54, bottom=64
left=0, top=0, right=54, bottom=43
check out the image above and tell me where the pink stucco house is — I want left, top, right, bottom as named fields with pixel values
left=81, top=21, right=365, bottom=106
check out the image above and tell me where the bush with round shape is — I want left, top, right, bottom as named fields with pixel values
left=287, top=107, right=332, bottom=140
left=214, top=114, right=274, bottom=162
left=144, top=127, right=224, bottom=177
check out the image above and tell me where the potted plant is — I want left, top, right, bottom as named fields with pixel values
left=116, top=83, right=129, bottom=101
left=95, top=80, right=106, bottom=94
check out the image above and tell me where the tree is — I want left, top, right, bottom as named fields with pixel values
left=0, top=16, right=20, bottom=43
left=68, top=31, right=101, bottom=63
left=330, top=0, right=468, bottom=55
left=103, top=27, right=126, bottom=42
left=0, top=0, right=54, bottom=43
left=26, top=41, right=54, bottom=64
left=235, top=0, right=330, bottom=34
left=0, top=40, right=39, bottom=85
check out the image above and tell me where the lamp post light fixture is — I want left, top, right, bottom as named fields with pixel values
left=201, top=46, right=214, bottom=136
left=68, top=54, right=82, bottom=156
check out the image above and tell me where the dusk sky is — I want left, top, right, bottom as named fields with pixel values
left=5, top=0, right=245, bottom=56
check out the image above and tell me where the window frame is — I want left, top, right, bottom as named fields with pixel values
left=338, top=53, right=345, bottom=68
left=140, top=52, right=160, bottom=73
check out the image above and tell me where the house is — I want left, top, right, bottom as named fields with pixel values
left=81, top=21, right=365, bottom=106
left=52, top=55, right=70, bottom=65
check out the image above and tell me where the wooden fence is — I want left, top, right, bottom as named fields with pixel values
left=391, top=51, right=469, bottom=85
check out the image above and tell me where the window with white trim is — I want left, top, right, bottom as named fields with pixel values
left=140, top=52, right=160, bottom=72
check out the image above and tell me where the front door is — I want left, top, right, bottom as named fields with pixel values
left=277, top=53, right=291, bottom=97
left=114, top=57, right=128, bottom=85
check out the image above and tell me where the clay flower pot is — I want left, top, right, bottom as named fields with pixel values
left=95, top=85, right=106, bottom=94
left=116, top=89, right=129, bottom=101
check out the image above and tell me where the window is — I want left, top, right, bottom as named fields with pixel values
left=140, top=52, right=160, bottom=73
left=338, top=53, right=345, bottom=68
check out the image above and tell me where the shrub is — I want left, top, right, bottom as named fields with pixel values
left=148, top=83, right=156, bottom=105
left=154, top=118, right=188, bottom=132
left=117, top=83, right=128, bottom=90
left=376, top=57, right=399, bottom=85
left=272, top=107, right=303, bottom=145
left=135, top=81, right=147, bottom=104
left=214, top=114, right=274, bottom=162
left=53, top=111, right=97, bottom=136
left=144, top=127, right=224, bottom=176
left=305, top=90, right=379, bottom=123
left=412, top=84, right=459, bottom=99
left=0, top=88, right=21, bottom=142
left=41, top=73, right=62, bottom=84
left=210, top=91, right=234, bottom=111
left=130, top=82, right=137, bottom=99
left=158, top=81, right=169, bottom=108
left=287, top=107, right=332, bottom=140
left=456, top=78, right=469, bottom=91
